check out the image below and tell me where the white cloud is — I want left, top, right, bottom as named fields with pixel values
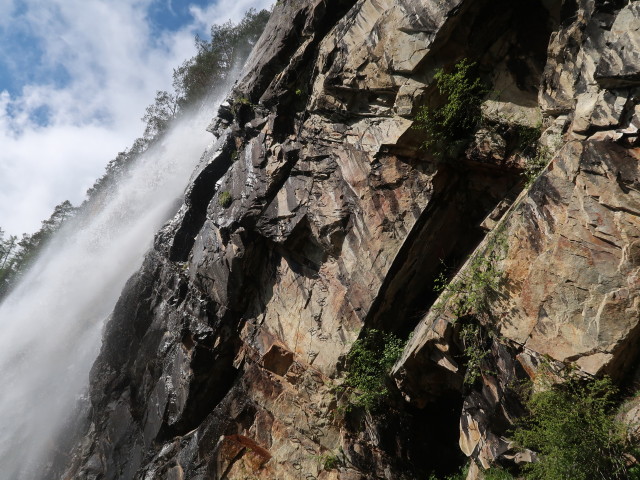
left=0, top=0, right=273, bottom=236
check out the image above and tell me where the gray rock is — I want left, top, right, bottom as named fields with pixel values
left=596, top=3, right=640, bottom=88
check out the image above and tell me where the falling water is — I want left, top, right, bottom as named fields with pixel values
left=0, top=89, right=229, bottom=478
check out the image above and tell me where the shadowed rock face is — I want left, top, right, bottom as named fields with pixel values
left=61, top=0, right=640, bottom=478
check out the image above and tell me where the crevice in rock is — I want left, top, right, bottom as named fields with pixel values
left=404, top=392, right=468, bottom=477
left=165, top=335, right=242, bottom=438
left=278, top=216, right=326, bottom=276
left=342, top=389, right=466, bottom=478
left=607, top=316, right=640, bottom=384
left=160, top=233, right=287, bottom=441
left=363, top=163, right=521, bottom=338
left=243, top=141, right=302, bottom=231
left=169, top=138, right=237, bottom=262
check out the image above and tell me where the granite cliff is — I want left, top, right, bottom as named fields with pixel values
left=63, top=0, right=640, bottom=478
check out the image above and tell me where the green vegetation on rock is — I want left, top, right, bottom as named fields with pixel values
left=432, top=228, right=508, bottom=386
left=521, top=144, right=552, bottom=186
left=340, top=329, right=405, bottom=411
left=316, top=452, right=341, bottom=470
left=434, top=228, right=507, bottom=319
left=427, top=464, right=468, bottom=480
left=458, top=322, right=492, bottom=385
left=413, top=59, right=489, bottom=160
left=514, top=377, right=639, bottom=480
left=218, top=191, right=233, bottom=208
left=509, top=122, right=552, bottom=186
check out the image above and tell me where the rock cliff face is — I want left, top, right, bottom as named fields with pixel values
left=64, top=0, right=640, bottom=478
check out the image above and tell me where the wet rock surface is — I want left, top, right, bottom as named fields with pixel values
left=62, top=0, right=640, bottom=478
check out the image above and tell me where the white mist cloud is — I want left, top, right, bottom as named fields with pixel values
left=0, top=0, right=273, bottom=236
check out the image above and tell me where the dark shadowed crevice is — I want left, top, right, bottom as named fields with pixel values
left=402, top=392, right=467, bottom=477
left=169, top=140, right=236, bottom=262
left=363, top=163, right=521, bottom=338
left=342, top=390, right=465, bottom=478
left=162, top=338, right=241, bottom=438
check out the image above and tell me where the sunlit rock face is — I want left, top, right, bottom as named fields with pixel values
left=397, top=0, right=640, bottom=472
left=63, top=0, right=640, bottom=479
left=494, top=140, right=640, bottom=375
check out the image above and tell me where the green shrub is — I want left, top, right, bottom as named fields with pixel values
left=500, top=122, right=556, bottom=187
left=431, top=231, right=507, bottom=386
left=341, top=329, right=405, bottom=411
left=427, top=464, right=469, bottom=480
left=434, top=231, right=506, bottom=318
left=522, top=145, right=551, bottom=186
left=218, top=191, right=233, bottom=208
left=427, top=465, right=514, bottom=480
left=514, top=377, right=634, bottom=480
left=414, top=59, right=489, bottom=160
left=458, top=323, right=491, bottom=385
left=507, top=122, right=549, bottom=186
left=513, top=124, right=542, bottom=156
left=319, top=452, right=340, bottom=470
left=483, top=467, right=515, bottom=480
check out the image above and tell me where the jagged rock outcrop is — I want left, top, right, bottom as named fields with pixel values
left=63, top=0, right=640, bottom=479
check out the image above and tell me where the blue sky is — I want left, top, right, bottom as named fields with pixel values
left=0, top=0, right=272, bottom=236
left=148, top=0, right=215, bottom=32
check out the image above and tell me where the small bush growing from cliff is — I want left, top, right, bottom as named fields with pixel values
left=218, top=191, right=233, bottom=208
left=428, top=463, right=514, bottom=479
left=458, top=322, right=492, bottom=385
left=315, top=452, right=341, bottom=470
left=432, top=230, right=508, bottom=385
left=522, top=145, right=551, bottom=186
left=514, top=377, right=636, bottom=480
left=509, top=122, right=551, bottom=186
left=513, top=124, right=541, bottom=155
left=434, top=230, right=506, bottom=319
left=340, top=329, right=405, bottom=411
left=413, top=59, right=489, bottom=160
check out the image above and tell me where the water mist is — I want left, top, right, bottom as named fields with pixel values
left=0, top=90, right=230, bottom=478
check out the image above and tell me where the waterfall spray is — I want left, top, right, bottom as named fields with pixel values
left=0, top=92, right=230, bottom=478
